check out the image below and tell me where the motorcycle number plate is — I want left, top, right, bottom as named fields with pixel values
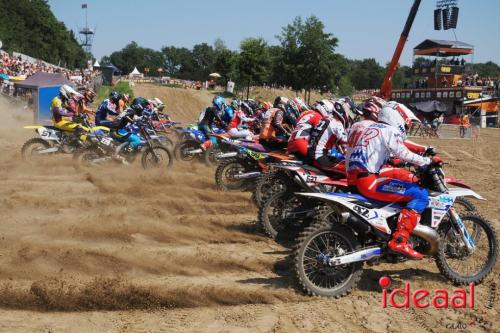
left=100, top=137, right=113, bottom=146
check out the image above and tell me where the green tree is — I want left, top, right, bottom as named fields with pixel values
left=0, top=0, right=86, bottom=68
left=109, top=42, right=164, bottom=76
left=276, top=16, right=339, bottom=101
left=191, top=43, right=215, bottom=80
left=237, top=37, right=270, bottom=98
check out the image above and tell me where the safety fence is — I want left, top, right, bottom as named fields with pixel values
left=408, top=123, right=475, bottom=139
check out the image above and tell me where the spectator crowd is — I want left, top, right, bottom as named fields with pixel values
left=0, top=50, right=99, bottom=97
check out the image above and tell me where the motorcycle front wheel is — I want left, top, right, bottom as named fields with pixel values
left=435, top=212, right=498, bottom=285
left=141, top=145, right=173, bottom=170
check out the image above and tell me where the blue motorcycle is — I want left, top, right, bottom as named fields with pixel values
left=173, top=124, right=225, bottom=164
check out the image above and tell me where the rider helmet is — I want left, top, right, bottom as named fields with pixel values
left=59, top=85, right=79, bottom=100
left=240, top=101, right=253, bottom=115
left=273, top=96, right=289, bottom=109
left=362, top=96, right=387, bottom=121
left=313, top=99, right=334, bottom=118
left=261, top=101, right=271, bottom=110
left=212, top=96, right=226, bottom=111
left=230, top=99, right=241, bottom=110
left=109, top=91, right=121, bottom=104
left=331, top=97, right=360, bottom=128
left=291, top=97, right=308, bottom=113
left=152, top=97, right=165, bottom=111
left=378, top=102, right=418, bottom=140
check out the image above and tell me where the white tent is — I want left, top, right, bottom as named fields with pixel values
left=93, top=60, right=100, bottom=67
left=129, top=67, right=143, bottom=79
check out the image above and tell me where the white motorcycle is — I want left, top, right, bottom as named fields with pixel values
left=294, top=164, right=497, bottom=298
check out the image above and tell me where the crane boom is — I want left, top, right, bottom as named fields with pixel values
left=380, top=0, right=422, bottom=99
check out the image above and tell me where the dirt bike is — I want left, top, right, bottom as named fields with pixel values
left=173, top=125, right=226, bottom=165
left=73, top=117, right=173, bottom=171
left=214, top=140, right=294, bottom=192
left=294, top=163, right=497, bottom=298
left=258, top=161, right=348, bottom=239
left=21, top=114, right=109, bottom=161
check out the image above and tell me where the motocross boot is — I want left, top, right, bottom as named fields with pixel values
left=388, top=208, right=423, bottom=260
left=201, top=139, right=213, bottom=151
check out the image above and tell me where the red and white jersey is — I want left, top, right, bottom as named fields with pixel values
left=308, top=117, right=347, bottom=160
left=228, top=110, right=254, bottom=130
left=346, top=122, right=431, bottom=174
left=289, top=110, right=323, bottom=141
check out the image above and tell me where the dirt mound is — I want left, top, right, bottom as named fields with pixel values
left=133, top=83, right=214, bottom=123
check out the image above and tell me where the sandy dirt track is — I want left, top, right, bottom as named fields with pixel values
left=0, top=88, right=498, bottom=333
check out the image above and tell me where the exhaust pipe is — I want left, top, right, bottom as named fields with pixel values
left=321, top=247, right=382, bottom=266
left=233, top=171, right=261, bottom=179
left=412, top=224, right=440, bottom=255
left=217, top=152, right=238, bottom=159
left=188, top=148, right=203, bottom=155
left=36, top=147, right=59, bottom=154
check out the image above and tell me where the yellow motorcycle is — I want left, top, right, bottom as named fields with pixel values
left=21, top=114, right=109, bottom=160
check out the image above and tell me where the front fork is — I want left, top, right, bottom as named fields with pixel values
left=449, top=207, right=476, bottom=252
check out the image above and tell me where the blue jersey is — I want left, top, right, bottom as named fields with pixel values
left=95, top=99, right=119, bottom=123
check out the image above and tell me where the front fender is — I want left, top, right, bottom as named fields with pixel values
left=90, top=126, right=110, bottom=132
left=447, top=187, right=486, bottom=201
left=24, top=125, right=44, bottom=129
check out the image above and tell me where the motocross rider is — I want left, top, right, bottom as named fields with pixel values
left=95, top=91, right=121, bottom=128
left=287, top=97, right=325, bottom=159
left=50, top=85, right=86, bottom=137
left=198, top=96, right=226, bottom=149
left=346, top=102, right=442, bottom=260
left=259, top=96, right=292, bottom=150
left=227, top=101, right=256, bottom=140
left=308, top=98, right=359, bottom=173
left=113, top=104, right=143, bottom=151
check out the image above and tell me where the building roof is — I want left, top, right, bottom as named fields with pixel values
left=14, top=72, right=74, bottom=89
left=414, top=39, right=474, bottom=57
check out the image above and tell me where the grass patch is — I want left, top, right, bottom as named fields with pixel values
left=94, top=81, right=134, bottom=107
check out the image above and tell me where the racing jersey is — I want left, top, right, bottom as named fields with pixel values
left=51, top=96, right=75, bottom=123
left=308, top=117, right=347, bottom=160
left=260, top=108, right=287, bottom=140
left=289, top=110, right=323, bottom=142
left=228, top=110, right=254, bottom=130
left=95, top=99, right=119, bottom=124
left=346, top=122, right=431, bottom=174
left=198, top=106, right=223, bottom=130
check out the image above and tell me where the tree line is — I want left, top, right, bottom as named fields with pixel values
left=0, top=0, right=87, bottom=69
left=103, top=14, right=500, bottom=97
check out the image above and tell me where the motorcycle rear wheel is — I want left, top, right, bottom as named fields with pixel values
left=215, top=158, right=249, bottom=191
left=21, top=138, right=51, bottom=161
left=294, top=222, right=363, bottom=298
left=174, top=140, right=199, bottom=162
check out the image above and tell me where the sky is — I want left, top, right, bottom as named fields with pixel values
left=47, top=0, right=500, bottom=66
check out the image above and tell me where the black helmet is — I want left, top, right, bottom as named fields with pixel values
left=109, top=91, right=121, bottom=104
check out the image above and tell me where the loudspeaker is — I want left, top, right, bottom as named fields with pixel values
left=434, top=9, right=442, bottom=30
left=449, top=6, right=459, bottom=29
left=442, top=8, right=450, bottom=30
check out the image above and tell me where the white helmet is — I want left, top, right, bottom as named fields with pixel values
left=59, top=84, right=82, bottom=100
left=378, top=102, right=418, bottom=139
left=314, top=99, right=334, bottom=118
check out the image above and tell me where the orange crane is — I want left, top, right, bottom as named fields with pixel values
left=379, top=0, right=422, bottom=99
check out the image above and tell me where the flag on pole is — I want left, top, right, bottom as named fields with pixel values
left=82, top=4, right=88, bottom=9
